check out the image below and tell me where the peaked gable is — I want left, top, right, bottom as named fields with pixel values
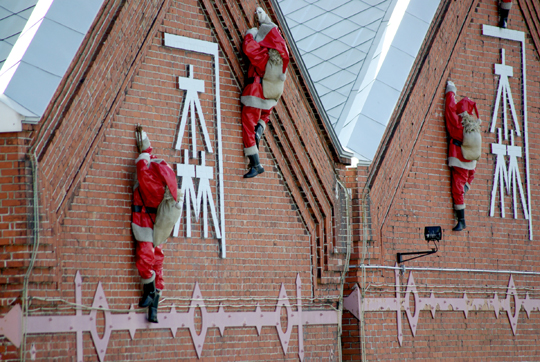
left=343, top=0, right=540, bottom=359
left=367, top=0, right=538, bottom=247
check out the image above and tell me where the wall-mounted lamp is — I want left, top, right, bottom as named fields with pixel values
left=396, top=226, right=441, bottom=264
left=424, top=226, right=442, bottom=242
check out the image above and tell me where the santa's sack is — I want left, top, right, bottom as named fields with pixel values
left=262, top=49, right=287, bottom=100
left=460, top=113, right=482, bottom=161
left=153, top=188, right=182, bottom=247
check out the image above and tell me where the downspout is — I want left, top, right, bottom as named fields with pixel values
left=336, top=176, right=369, bottom=362
left=336, top=180, right=352, bottom=362
left=20, top=151, right=40, bottom=362
left=359, top=188, right=369, bottom=362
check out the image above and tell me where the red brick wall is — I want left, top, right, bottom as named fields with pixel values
left=342, top=0, right=540, bottom=360
left=0, top=128, right=33, bottom=359
left=0, top=0, right=346, bottom=360
left=0, top=129, right=31, bottom=304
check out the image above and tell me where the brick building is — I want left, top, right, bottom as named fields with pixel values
left=0, top=0, right=351, bottom=360
left=342, top=0, right=540, bottom=360
left=0, top=0, right=539, bottom=361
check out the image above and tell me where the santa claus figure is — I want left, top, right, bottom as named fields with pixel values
left=445, top=81, right=482, bottom=231
left=132, top=130, right=181, bottom=322
left=499, top=0, right=512, bottom=28
left=240, top=6, right=289, bottom=178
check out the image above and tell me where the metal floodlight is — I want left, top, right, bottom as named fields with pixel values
left=397, top=226, right=442, bottom=264
left=424, top=226, right=442, bottom=242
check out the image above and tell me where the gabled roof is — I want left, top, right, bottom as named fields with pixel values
left=0, top=0, right=38, bottom=69
left=0, top=0, right=104, bottom=132
left=278, top=0, right=441, bottom=164
left=278, top=0, right=395, bottom=129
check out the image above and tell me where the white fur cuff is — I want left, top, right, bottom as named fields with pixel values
left=141, top=270, right=156, bottom=284
left=246, top=27, right=258, bottom=37
left=142, top=139, right=151, bottom=152
left=446, top=81, right=457, bottom=94
left=244, top=146, right=258, bottom=156
left=241, top=95, right=277, bottom=110
left=454, top=204, right=466, bottom=210
left=448, top=157, right=476, bottom=170
left=257, top=119, right=267, bottom=130
left=136, top=152, right=151, bottom=164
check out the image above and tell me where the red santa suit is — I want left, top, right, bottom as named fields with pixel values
left=240, top=15, right=289, bottom=157
left=444, top=82, right=479, bottom=211
left=132, top=142, right=178, bottom=290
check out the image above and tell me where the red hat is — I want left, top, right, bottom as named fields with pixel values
left=457, top=97, right=479, bottom=118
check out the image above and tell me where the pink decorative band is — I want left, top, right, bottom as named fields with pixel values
left=344, top=264, right=540, bottom=346
left=0, top=272, right=338, bottom=362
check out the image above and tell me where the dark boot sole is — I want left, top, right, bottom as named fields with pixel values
left=452, top=222, right=466, bottom=231
left=243, top=167, right=264, bottom=178
left=148, top=308, right=158, bottom=323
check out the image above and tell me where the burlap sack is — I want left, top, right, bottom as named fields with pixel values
left=153, top=188, right=182, bottom=247
left=461, top=113, right=482, bottom=161
left=262, top=49, right=287, bottom=100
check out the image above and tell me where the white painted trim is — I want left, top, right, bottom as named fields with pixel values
left=164, top=33, right=218, bottom=55
left=490, top=49, right=520, bottom=138
left=482, top=24, right=524, bottom=42
left=482, top=25, right=532, bottom=240
left=164, top=34, right=227, bottom=257
left=351, top=264, right=540, bottom=276
left=0, top=100, right=23, bottom=133
left=195, top=151, right=221, bottom=239
left=175, top=65, right=213, bottom=158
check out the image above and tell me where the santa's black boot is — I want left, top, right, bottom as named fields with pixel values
left=148, top=290, right=160, bottom=323
left=499, top=9, right=509, bottom=28
left=453, top=209, right=466, bottom=231
left=255, top=123, right=264, bottom=149
left=139, top=280, right=155, bottom=308
left=243, top=154, right=264, bottom=178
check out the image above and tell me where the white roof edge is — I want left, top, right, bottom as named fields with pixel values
left=0, top=94, right=40, bottom=132
left=0, top=101, right=23, bottom=132
left=271, top=0, right=354, bottom=162
left=339, top=0, right=442, bottom=162
left=0, top=0, right=53, bottom=83
left=0, top=0, right=106, bottom=129
left=334, top=0, right=401, bottom=133
left=0, top=94, right=38, bottom=117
